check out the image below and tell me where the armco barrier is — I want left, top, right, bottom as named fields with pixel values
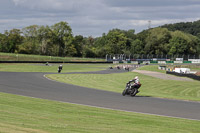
left=166, top=61, right=174, bottom=63
left=150, top=61, right=158, bottom=63
left=183, top=61, right=192, bottom=63
left=166, top=71, right=200, bottom=81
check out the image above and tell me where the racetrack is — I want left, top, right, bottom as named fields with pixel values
left=0, top=70, right=200, bottom=121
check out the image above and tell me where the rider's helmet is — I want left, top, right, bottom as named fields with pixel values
left=59, top=65, right=63, bottom=68
left=134, top=76, right=138, bottom=80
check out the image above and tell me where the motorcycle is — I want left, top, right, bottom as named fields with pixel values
left=122, top=82, right=141, bottom=97
left=58, top=68, right=62, bottom=73
left=58, top=65, right=63, bottom=73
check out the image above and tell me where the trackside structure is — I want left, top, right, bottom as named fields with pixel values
left=106, top=54, right=200, bottom=64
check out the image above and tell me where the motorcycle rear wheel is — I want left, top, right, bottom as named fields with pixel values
left=130, top=88, right=138, bottom=97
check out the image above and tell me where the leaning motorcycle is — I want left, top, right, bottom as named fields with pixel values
left=122, top=82, right=141, bottom=97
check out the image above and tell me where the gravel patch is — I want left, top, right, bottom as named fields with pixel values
left=132, top=70, right=193, bottom=81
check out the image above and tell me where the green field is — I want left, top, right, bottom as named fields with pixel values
left=137, top=65, right=166, bottom=73
left=0, top=92, right=200, bottom=133
left=46, top=71, right=200, bottom=101
left=0, top=63, right=200, bottom=132
left=0, top=52, right=104, bottom=61
left=0, top=63, right=110, bottom=72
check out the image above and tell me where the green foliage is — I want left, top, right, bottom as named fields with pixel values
left=51, top=21, right=73, bottom=57
left=168, top=31, right=199, bottom=55
left=1, top=20, right=200, bottom=58
left=130, top=39, right=144, bottom=54
left=0, top=29, right=23, bottom=53
left=37, top=25, right=55, bottom=55
left=145, top=28, right=171, bottom=54
left=72, top=35, right=84, bottom=57
left=94, top=29, right=130, bottom=57
left=161, top=20, right=200, bottom=37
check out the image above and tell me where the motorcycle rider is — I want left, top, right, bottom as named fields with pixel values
left=58, top=65, right=63, bottom=73
left=128, top=76, right=141, bottom=93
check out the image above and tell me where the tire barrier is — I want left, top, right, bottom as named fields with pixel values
left=166, top=71, right=200, bottom=81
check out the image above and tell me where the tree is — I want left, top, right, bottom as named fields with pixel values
left=168, top=31, right=200, bottom=55
left=72, top=35, right=85, bottom=57
left=20, top=25, right=40, bottom=54
left=104, top=30, right=128, bottom=54
left=51, top=21, right=73, bottom=56
left=0, top=33, right=7, bottom=52
left=37, top=25, right=55, bottom=55
left=130, top=39, right=144, bottom=54
left=144, top=28, right=171, bottom=55
left=2, top=29, right=23, bottom=53
left=161, top=20, right=200, bottom=38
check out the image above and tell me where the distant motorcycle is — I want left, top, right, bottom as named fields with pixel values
left=122, top=82, right=141, bottom=97
left=58, top=65, right=63, bottom=73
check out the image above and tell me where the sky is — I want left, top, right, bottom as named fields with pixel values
left=0, top=0, right=200, bottom=37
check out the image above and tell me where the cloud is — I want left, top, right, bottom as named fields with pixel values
left=12, top=0, right=104, bottom=12
left=103, top=0, right=200, bottom=7
left=13, top=0, right=67, bottom=10
left=0, top=0, right=199, bottom=37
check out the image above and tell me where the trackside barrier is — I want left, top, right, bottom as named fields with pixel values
left=158, top=61, right=166, bottom=64
left=188, top=59, right=200, bottom=63
left=150, top=61, right=158, bottom=63
left=166, top=61, right=173, bottom=63
left=166, top=71, right=200, bottom=81
left=131, top=61, right=138, bottom=64
left=174, top=61, right=183, bottom=63
left=113, top=60, right=197, bottom=64
left=183, top=61, right=192, bottom=63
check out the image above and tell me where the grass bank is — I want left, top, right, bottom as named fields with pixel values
left=46, top=72, right=200, bottom=101
left=0, top=52, right=104, bottom=61
left=137, top=65, right=166, bottom=73
left=0, top=63, right=111, bottom=72
left=0, top=92, right=199, bottom=133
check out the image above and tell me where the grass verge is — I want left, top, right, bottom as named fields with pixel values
left=0, top=63, right=111, bottom=72
left=137, top=65, right=166, bottom=73
left=0, top=92, right=199, bottom=133
left=46, top=72, right=200, bottom=101
left=0, top=52, right=104, bottom=61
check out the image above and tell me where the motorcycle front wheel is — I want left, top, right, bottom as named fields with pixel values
left=122, top=89, right=127, bottom=96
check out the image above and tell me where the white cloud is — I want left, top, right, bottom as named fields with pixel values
left=0, top=0, right=199, bottom=36
left=13, top=0, right=65, bottom=10
left=12, top=0, right=104, bottom=11
left=13, top=0, right=27, bottom=6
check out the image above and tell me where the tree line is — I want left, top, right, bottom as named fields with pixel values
left=161, top=20, right=200, bottom=38
left=1, top=21, right=200, bottom=58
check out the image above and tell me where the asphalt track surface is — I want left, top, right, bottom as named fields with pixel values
left=0, top=69, right=200, bottom=121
